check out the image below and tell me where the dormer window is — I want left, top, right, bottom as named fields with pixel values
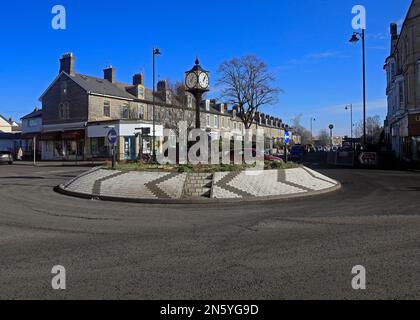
left=205, top=100, right=210, bottom=111
left=137, top=86, right=145, bottom=99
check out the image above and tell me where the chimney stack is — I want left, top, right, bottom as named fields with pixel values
left=157, top=80, right=168, bottom=92
left=133, top=73, right=144, bottom=86
left=60, top=53, right=75, bottom=75
left=104, top=66, right=116, bottom=83
left=390, top=23, right=399, bottom=53
left=390, top=23, right=398, bottom=38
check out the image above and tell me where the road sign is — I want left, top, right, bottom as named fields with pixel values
left=107, top=128, right=118, bottom=146
left=284, top=130, right=290, bottom=145
left=359, top=152, right=377, bottom=165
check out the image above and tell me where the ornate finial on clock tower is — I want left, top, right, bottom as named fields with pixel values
left=195, top=56, right=200, bottom=65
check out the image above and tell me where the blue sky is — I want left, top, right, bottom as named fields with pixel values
left=0, top=0, right=412, bottom=135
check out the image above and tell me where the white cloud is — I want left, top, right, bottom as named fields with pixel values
left=321, top=98, right=387, bottom=114
left=275, top=51, right=341, bottom=73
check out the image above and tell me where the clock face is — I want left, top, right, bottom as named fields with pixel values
left=186, top=72, right=198, bottom=89
left=199, top=73, right=209, bottom=88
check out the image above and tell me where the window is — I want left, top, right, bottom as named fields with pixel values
left=91, top=137, right=109, bottom=157
left=221, top=117, right=225, bottom=128
left=418, top=62, right=420, bottom=94
left=149, top=105, right=154, bottom=120
left=164, top=110, right=171, bottom=121
left=28, top=119, right=39, bottom=127
left=61, top=81, right=67, bottom=97
left=59, top=102, right=70, bottom=120
left=214, top=115, right=219, bottom=128
left=206, top=114, right=210, bottom=127
left=138, top=105, right=145, bottom=119
left=391, top=61, right=395, bottom=77
left=398, top=81, right=405, bottom=109
left=121, top=105, right=129, bottom=119
left=104, top=101, right=110, bottom=117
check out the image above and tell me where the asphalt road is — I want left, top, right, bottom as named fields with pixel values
left=0, top=163, right=420, bottom=300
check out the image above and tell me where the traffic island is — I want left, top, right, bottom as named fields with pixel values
left=57, top=166, right=341, bottom=204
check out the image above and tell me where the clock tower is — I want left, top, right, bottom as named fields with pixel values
left=185, top=57, right=210, bottom=129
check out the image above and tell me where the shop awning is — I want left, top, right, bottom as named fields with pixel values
left=40, top=130, right=85, bottom=141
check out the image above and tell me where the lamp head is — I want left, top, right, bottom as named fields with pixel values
left=349, top=33, right=360, bottom=43
left=154, top=48, right=161, bottom=56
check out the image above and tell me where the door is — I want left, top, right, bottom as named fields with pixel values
left=124, top=137, right=136, bottom=161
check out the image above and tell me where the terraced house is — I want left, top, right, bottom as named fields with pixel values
left=384, top=0, right=420, bottom=166
left=37, top=53, right=295, bottom=161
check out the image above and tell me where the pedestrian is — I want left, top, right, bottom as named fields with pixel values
left=17, top=147, right=23, bottom=161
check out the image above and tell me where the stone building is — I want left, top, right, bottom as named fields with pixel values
left=384, top=0, right=420, bottom=165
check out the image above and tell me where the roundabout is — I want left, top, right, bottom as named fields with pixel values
left=57, top=166, right=341, bottom=204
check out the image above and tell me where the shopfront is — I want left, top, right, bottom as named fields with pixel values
left=87, top=121, right=163, bottom=162
left=41, top=130, right=85, bottom=161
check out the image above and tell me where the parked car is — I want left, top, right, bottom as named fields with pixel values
left=0, top=151, right=13, bottom=165
left=290, top=145, right=305, bottom=161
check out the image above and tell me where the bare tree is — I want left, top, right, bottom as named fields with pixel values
left=291, top=114, right=311, bottom=145
left=163, top=81, right=195, bottom=137
left=217, top=56, right=280, bottom=129
left=354, top=115, right=383, bottom=144
left=317, top=129, right=330, bottom=147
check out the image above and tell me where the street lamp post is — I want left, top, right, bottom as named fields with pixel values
left=345, top=104, right=354, bottom=148
left=152, top=47, right=161, bottom=163
left=350, top=29, right=366, bottom=146
left=329, top=124, right=334, bottom=148
left=310, top=117, right=316, bottom=144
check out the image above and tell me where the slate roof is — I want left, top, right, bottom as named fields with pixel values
left=63, top=73, right=170, bottom=106
left=69, top=73, right=137, bottom=100
left=21, top=109, right=42, bottom=120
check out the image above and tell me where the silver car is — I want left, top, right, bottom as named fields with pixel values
left=0, top=151, right=13, bottom=165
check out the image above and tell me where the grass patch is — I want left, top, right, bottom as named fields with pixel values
left=104, top=161, right=301, bottom=172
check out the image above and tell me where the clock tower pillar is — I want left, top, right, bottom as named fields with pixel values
left=185, top=57, right=210, bottom=129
